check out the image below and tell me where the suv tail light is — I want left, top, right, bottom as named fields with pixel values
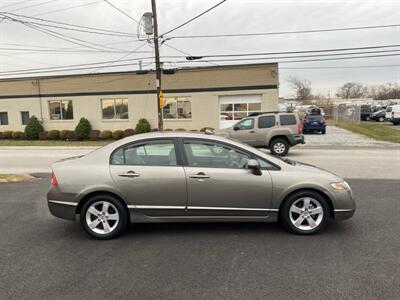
left=296, top=122, right=302, bottom=134
left=50, top=171, right=58, bottom=186
left=321, top=117, right=326, bottom=124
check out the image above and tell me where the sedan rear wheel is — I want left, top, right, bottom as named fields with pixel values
left=280, top=191, right=329, bottom=234
left=80, top=195, right=128, bottom=239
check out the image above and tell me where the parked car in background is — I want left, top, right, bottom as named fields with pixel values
left=385, top=106, right=393, bottom=122
left=360, top=105, right=372, bottom=121
left=215, top=112, right=304, bottom=156
left=47, top=132, right=355, bottom=239
left=390, top=105, right=400, bottom=125
left=370, top=110, right=386, bottom=122
left=302, top=114, right=326, bottom=134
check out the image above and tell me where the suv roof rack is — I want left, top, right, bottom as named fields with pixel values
left=248, top=111, right=281, bottom=117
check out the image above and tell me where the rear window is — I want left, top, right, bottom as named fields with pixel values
left=307, top=115, right=323, bottom=121
left=279, top=114, right=297, bottom=125
left=386, top=107, right=392, bottom=112
left=258, top=116, right=275, bottom=128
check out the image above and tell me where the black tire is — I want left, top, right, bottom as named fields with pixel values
left=280, top=190, right=330, bottom=235
left=321, top=129, right=326, bottom=134
left=378, top=117, right=385, bottom=122
left=270, top=138, right=289, bottom=156
left=393, top=122, right=399, bottom=126
left=80, top=194, right=128, bottom=240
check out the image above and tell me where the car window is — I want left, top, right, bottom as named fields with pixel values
left=235, top=118, right=254, bottom=130
left=111, top=140, right=177, bottom=166
left=279, top=114, right=297, bottom=125
left=184, top=140, right=250, bottom=169
left=257, top=158, right=276, bottom=169
left=258, top=116, right=275, bottom=128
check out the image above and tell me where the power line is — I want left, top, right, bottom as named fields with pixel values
left=1, top=11, right=138, bottom=37
left=1, top=12, right=140, bottom=37
left=0, top=0, right=35, bottom=10
left=161, top=0, right=227, bottom=37
left=166, top=23, right=400, bottom=40
left=162, top=42, right=220, bottom=67
left=103, top=0, right=141, bottom=25
left=32, top=0, right=103, bottom=17
left=9, top=0, right=63, bottom=13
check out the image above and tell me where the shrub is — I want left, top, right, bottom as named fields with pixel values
left=163, top=128, right=173, bottom=131
left=112, top=130, right=124, bottom=140
left=200, top=127, right=214, bottom=132
left=3, top=131, right=13, bottom=139
left=175, top=128, right=186, bottom=131
left=190, top=129, right=198, bottom=132
left=123, top=128, right=135, bottom=137
left=39, top=131, right=48, bottom=140
left=74, top=117, right=91, bottom=140
left=0, top=132, right=3, bottom=139
left=60, top=130, right=70, bottom=140
left=100, top=130, right=112, bottom=139
left=66, top=131, right=76, bottom=141
left=89, top=130, right=101, bottom=141
left=135, top=118, right=151, bottom=134
left=12, top=131, right=25, bottom=140
left=151, top=128, right=159, bottom=132
left=25, top=116, right=43, bottom=140
left=48, top=130, right=60, bottom=140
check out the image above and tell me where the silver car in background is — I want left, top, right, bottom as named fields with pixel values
left=47, top=132, right=355, bottom=239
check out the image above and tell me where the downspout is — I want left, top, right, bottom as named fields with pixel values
left=35, top=79, right=43, bottom=121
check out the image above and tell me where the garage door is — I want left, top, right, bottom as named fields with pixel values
left=219, top=94, right=262, bottom=129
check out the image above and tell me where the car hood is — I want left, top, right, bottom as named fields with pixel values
left=214, top=128, right=230, bottom=137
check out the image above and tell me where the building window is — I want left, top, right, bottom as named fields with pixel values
left=220, top=102, right=261, bottom=121
left=49, top=100, right=73, bottom=120
left=0, top=112, right=8, bottom=125
left=101, top=98, right=128, bottom=119
left=21, top=111, right=30, bottom=125
left=163, top=97, right=191, bottom=119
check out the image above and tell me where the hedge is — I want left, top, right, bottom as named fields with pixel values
left=48, top=130, right=60, bottom=140
left=100, top=130, right=112, bottom=139
left=112, top=130, right=124, bottom=140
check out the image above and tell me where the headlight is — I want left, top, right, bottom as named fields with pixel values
left=330, top=182, right=348, bottom=190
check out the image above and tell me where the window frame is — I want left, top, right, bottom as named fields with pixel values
left=180, top=137, right=280, bottom=171
left=0, top=112, right=9, bottom=125
left=109, top=138, right=183, bottom=166
left=220, top=101, right=262, bottom=121
left=162, top=98, right=192, bottom=120
left=48, top=100, right=74, bottom=120
left=101, top=98, right=129, bottom=120
left=20, top=111, right=30, bottom=125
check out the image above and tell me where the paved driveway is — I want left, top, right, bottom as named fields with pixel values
left=0, top=176, right=399, bottom=299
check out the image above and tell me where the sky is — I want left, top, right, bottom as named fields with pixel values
left=0, top=0, right=399, bottom=98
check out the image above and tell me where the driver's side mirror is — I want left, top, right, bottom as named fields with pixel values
left=247, top=159, right=262, bottom=176
left=233, top=126, right=240, bottom=131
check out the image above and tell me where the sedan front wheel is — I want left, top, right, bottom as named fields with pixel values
left=280, top=191, right=330, bottom=234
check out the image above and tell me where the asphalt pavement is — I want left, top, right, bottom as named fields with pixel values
left=0, top=175, right=399, bottom=299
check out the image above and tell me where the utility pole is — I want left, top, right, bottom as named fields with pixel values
left=151, top=0, right=163, bottom=131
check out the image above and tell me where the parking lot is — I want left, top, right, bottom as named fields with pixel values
left=0, top=175, right=399, bottom=299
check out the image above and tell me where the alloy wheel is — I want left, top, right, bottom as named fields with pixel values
left=85, top=201, right=120, bottom=235
left=273, top=142, right=286, bottom=154
left=289, top=197, right=324, bottom=231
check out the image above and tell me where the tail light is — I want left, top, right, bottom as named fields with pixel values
left=303, top=116, right=308, bottom=123
left=321, top=117, right=326, bottom=124
left=296, top=122, right=302, bottom=134
left=50, top=171, right=58, bottom=186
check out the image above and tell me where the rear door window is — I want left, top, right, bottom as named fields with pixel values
left=279, top=114, right=297, bottom=125
left=258, top=116, right=275, bottom=128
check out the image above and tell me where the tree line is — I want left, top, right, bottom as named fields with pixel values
left=287, top=76, right=400, bottom=100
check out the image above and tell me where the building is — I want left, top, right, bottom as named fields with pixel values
left=0, top=63, right=279, bottom=132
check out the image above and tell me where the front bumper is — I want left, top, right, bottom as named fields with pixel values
left=332, top=186, right=356, bottom=221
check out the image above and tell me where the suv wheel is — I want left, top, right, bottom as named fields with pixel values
left=280, top=191, right=330, bottom=235
left=270, top=138, right=289, bottom=156
left=378, top=117, right=384, bottom=122
left=321, top=129, right=326, bottom=134
left=80, top=194, right=128, bottom=239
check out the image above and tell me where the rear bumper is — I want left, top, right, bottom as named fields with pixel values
left=47, top=186, right=78, bottom=221
left=287, top=134, right=305, bottom=146
left=303, top=124, right=326, bottom=130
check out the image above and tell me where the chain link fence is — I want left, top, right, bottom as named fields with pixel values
left=332, top=104, right=361, bottom=124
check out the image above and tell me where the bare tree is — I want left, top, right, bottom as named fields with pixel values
left=369, top=82, right=400, bottom=100
left=287, top=76, right=313, bottom=101
left=336, top=82, right=368, bottom=99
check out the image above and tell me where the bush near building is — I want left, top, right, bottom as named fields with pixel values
left=100, top=130, right=112, bottom=139
left=25, top=116, right=44, bottom=140
left=12, top=131, right=25, bottom=140
left=123, top=128, right=135, bottom=137
left=112, top=130, right=124, bottom=140
left=135, top=118, right=151, bottom=134
left=60, top=130, right=70, bottom=140
left=39, top=131, right=48, bottom=140
left=48, top=130, right=60, bottom=140
left=75, top=118, right=91, bottom=140
left=3, top=131, right=13, bottom=139
left=89, top=130, right=101, bottom=141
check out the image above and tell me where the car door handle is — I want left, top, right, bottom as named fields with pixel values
left=118, top=171, right=140, bottom=178
left=189, top=172, right=210, bottom=179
